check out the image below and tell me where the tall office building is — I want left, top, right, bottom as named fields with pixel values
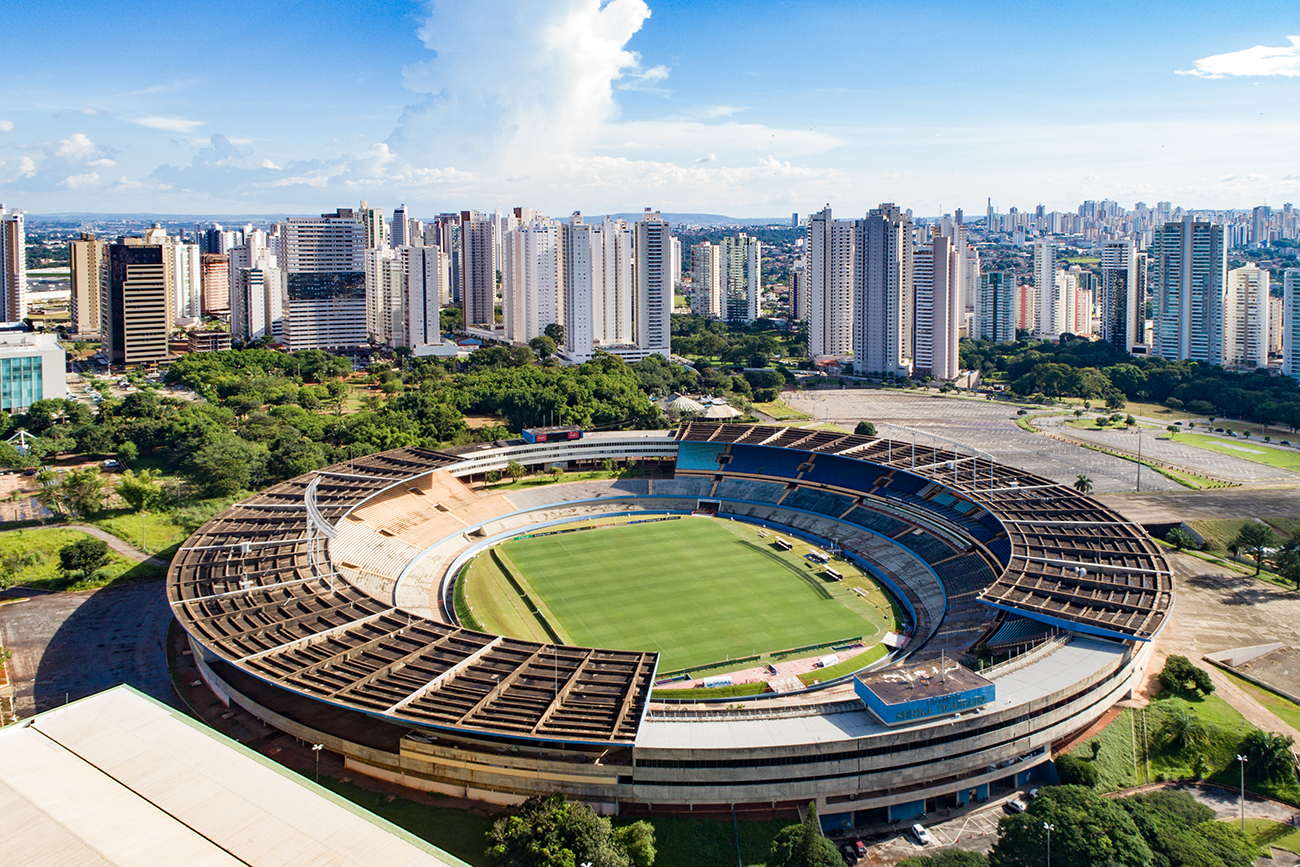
left=807, top=206, right=855, bottom=358
left=279, top=208, right=368, bottom=351
left=403, top=244, right=450, bottom=350
left=1032, top=236, right=1060, bottom=337
left=103, top=240, right=170, bottom=365
left=633, top=210, right=672, bottom=358
left=912, top=234, right=961, bottom=380
left=1099, top=239, right=1148, bottom=355
left=460, top=211, right=496, bottom=329
left=1225, top=263, right=1269, bottom=368
left=852, top=203, right=911, bottom=376
left=69, top=232, right=106, bottom=336
left=690, top=242, right=722, bottom=318
left=723, top=233, right=762, bottom=322
left=358, top=201, right=387, bottom=250
left=978, top=271, right=1015, bottom=343
left=391, top=204, right=408, bottom=248
left=502, top=217, right=563, bottom=345
left=1285, top=269, right=1300, bottom=378
left=1150, top=218, right=1227, bottom=364
left=0, top=206, right=26, bottom=322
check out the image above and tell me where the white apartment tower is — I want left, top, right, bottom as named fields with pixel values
left=1225, top=263, right=1269, bottom=368
left=358, top=201, right=386, bottom=250
left=790, top=260, right=808, bottom=322
left=690, top=242, right=722, bottom=318
left=723, top=232, right=762, bottom=322
left=1, top=206, right=26, bottom=322
left=1032, top=236, right=1060, bottom=338
left=170, top=240, right=201, bottom=321
left=913, top=234, right=961, bottom=380
left=633, top=210, right=672, bottom=358
left=502, top=217, right=563, bottom=345
left=562, top=215, right=636, bottom=362
left=853, top=204, right=911, bottom=376
left=403, top=245, right=450, bottom=350
left=808, top=207, right=855, bottom=358
left=1151, top=218, right=1226, bottom=364
left=278, top=208, right=368, bottom=351
left=1099, top=238, right=1148, bottom=355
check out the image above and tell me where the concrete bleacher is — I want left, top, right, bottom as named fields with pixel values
left=505, top=479, right=652, bottom=510
left=722, top=444, right=807, bottom=479
left=675, top=441, right=726, bottom=472
left=650, top=477, right=714, bottom=498
left=329, top=519, right=425, bottom=605
left=841, top=506, right=908, bottom=538
left=779, top=487, right=855, bottom=518
left=713, top=478, right=789, bottom=504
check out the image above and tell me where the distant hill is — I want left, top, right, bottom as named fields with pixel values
left=605, top=212, right=793, bottom=227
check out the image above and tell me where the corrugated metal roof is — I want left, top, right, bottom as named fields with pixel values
left=0, top=686, right=470, bottom=867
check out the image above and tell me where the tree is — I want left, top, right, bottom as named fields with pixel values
left=1053, top=753, right=1099, bottom=787
left=504, top=460, right=526, bottom=482
left=854, top=420, right=877, bottom=436
left=989, top=785, right=1151, bottom=867
left=485, top=794, right=654, bottom=867
left=1160, top=703, right=1207, bottom=750
left=1276, top=532, right=1300, bottom=589
left=59, top=537, right=111, bottom=584
left=486, top=470, right=502, bottom=485
left=898, top=852, right=988, bottom=867
left=1106, top=392, right=1127, bottom=410
left=115, top=468, right=164, bottom=514
left=1158, top=655, right=1215, bottom=696
left=767, top=802, right=841, bottom=867
left=186, top=437, right=268, bottom=497
left=1240, top=729, right=1298, bottom=783
left=544, top=322, right=565, bottom=346
left=600, top=457, right=616, bottom=473
left=1166, top=425, right=1179, bottom=436
left=1073, top=474, right=1093, bottom=494
left=529, top=335, right=557, bottom=359
left=1165, top=527, right=1196, bottom=551
left=115, top=441, right=139, bottom=466
left=548, top=464, right=564, bottom=482
left=1125, top=414, right=1137, bottom=427
left=1229, top=522, right=1276, bottom=575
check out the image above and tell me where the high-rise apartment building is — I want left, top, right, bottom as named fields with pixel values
left=1099, top=239, right=1148, bottom=355
left=231, top=265, right=282, bottom=342
left=69, top=232, right=106, bottom=336
left=1252, top=205, right=1273, bottom=246
left=391, top=204, right=408, bottom=248
left=1225, top=263, right=1269, bottom=368
left=1285, top=269, right=1300, bottom=378
left=1271, top=293, right=1284, bottom=356
left=200, top=253, right=231, bottom=316
left=0, top=205, right=26, bottom=322
left=852, top=204, right=911, bottom=376
left=913, top=234, right=961, bottom=380
left=690, top=242, right=722, bottom=318
left=978, top=271, right=1015, bottom=343
left=358, top=201, right=386, bottom=250
left=561, top=214, right=635, bottom=363
left=279, top=208, right=368, bottom=351
left=103, top=240, right=170, bottom=365
left=1150, top=218, right=1226, bottom=364
left=364, top=247, right=406, bottom=346
left=789, top=260, right=808, bottom=322
left=670, top=237, right=682, bottom=296
left=633, top=210, right=672, bottom=358
left=502, top=217, right=563, bottom=345
left=1032, top=236, right=1059, bottom=337
left=403, top=245, right=450, bottom=351
left=460, top=211, right=496, bottom=329
left=170, top=239, right=201, bottom=321
left=723, top=233, right=761, bottom=322
left=807, top=207, right=855, bottom=358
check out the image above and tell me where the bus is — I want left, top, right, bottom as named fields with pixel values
left=824, top=567, right=844, bottom=582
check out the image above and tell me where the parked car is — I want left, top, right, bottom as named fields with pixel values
left=910, top=824, right=931, bottom=845
left=1005, top=798, right=1028, bottom=814
left=854, top=840, right=866, bottom=857
left=102, top=459, right=120, bottom=468
left=839, top=843, right=858, bottom=864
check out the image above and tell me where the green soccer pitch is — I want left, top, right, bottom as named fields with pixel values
left=462, top=516, right=897, bottom=673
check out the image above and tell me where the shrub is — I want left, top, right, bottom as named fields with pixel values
left=1055, top=753, right=1099, bottom=787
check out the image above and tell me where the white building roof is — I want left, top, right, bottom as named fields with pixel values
left=0, top=685, right=469, bottom=867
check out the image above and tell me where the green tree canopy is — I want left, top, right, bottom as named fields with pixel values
left=989, top=786, right=1151, bottom=867
left=766, top=802, right=841, bottom=867
left=59, top=537, right=111, bottom=583
left=115, top=468, right=164, bottom=514
left=485, top=794, right=654, bottom=867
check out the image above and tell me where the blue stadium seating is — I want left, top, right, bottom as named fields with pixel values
left=895, top=528, right=958, bottom=565
left=723, top=445, right=808, bottom=479
left=676, top=441, right=726, bottom=473
left=780, top=487, right=856, bottom=518
left=713, top=478, right=789, bottom=504
left=800, top=455, right=888, bottom=492
left=842, top=507, right=908, bottom=537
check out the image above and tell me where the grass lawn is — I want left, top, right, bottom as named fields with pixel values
left=468, top=517, right=894, bottom=672
left=1187, top=517, right=1300, bottom=552
left=0, top=527, right=166, bottom=590
left=1242, top=818, right=1300, bottom=854
left=1217, top=668, right=1300, bottom=733
left=87, top=493, right=239, bottom=560
left=751, top=398, right=812, bottom=421
left=1172, top=433, right=1300, bottom=472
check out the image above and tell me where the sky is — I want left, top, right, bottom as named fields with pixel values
left=0, top=0, right=1297, bottom=218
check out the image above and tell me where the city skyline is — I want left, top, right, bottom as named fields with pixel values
left=0, top=1, right=1298, bottom=216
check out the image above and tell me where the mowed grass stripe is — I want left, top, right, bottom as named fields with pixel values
left=496, top=518, right=873, bottom=672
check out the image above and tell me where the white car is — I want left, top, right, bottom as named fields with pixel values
left=102, top=459, right=120, bottom=468
left=909, top=824, right=931, bottom=845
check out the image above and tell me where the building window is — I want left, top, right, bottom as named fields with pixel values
left=0, top=355, right=42, bottom=411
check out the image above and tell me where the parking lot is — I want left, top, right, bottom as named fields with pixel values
left=851, top=799, right=1009, bottom=865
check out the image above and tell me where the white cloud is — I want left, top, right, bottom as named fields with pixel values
left=261, top=159, right=279, bottom=170
left=62, top=172, right=100, bottom=189
left=0, top=120, right=13, bottom=133
left=17, top=157, right=35, bottom=177
left=695, top=153, right=717, bottom=164
left=131, top=116, right=205, bottom=133
left=87, top=158, right=117, bottom=168
left=1177, top=35, right=1300, bottom=78
left=54, top=133, right=98, bottom=159
left=617, top=63, right=670, bottom=91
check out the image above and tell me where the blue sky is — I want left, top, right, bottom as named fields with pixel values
left=0, top=0, right=1297, bottom=217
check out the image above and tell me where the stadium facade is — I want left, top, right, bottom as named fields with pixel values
left=169, top=423, right=1170, bottom=831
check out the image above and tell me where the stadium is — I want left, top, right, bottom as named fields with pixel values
left=168, top=421, right=1171, bottom=832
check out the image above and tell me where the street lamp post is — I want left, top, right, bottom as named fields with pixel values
left=1237, top=754, right=1247, bottom=831
left=1043, top=822, right=1055, bottom=867
left=312, top=743, right=324, bottom=782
